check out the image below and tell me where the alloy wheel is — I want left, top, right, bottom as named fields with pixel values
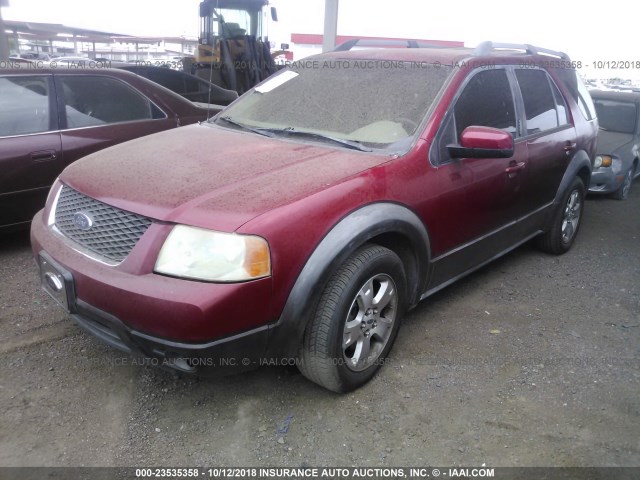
left=342, top=273, right=398, bottom=372
left=562, top=189, right=582, bottom=244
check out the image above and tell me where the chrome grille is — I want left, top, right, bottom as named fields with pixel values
left=54, top=185, right=153, bottom=263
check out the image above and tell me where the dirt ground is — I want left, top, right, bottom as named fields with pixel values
left=1, top=188, right=638, bottom=468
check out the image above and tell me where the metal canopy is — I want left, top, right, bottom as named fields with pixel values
left=4, top=20, right=130, bottom=42
left=3, top=20, right=199, bottom=59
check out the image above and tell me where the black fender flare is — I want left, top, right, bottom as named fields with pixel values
left=543, top=150, right=592, bottom=231
left=266, top=202, right=431, bottom=358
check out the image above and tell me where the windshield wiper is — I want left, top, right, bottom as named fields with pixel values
left=262, top=127, right=373, bottom=152
left=215, top=119, right=372, bottom=152
left=216, top=116, right=276, bottom=138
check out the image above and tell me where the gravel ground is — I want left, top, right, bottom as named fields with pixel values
left=0, top=188, right=638, bottom=468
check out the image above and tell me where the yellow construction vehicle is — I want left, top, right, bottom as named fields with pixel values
left=194, top=0, right=280, bottom=94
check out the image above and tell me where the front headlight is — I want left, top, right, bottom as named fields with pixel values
left=155, top=225, right=271, bottom=282
left=46, top=179, right=63, bottom=226
left=594, top=155, right=612, bottom=169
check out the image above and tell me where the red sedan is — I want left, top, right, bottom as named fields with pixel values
left=0, top=67, right=217, bottom=231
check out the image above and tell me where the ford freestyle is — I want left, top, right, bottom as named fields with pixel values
left=31, top=42, right=597, bottom=392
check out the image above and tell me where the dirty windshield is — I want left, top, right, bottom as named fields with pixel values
left=215, top=59, right=452, bottom=152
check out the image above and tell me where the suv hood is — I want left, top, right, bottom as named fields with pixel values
left=61, top=124, right=389, bottom=231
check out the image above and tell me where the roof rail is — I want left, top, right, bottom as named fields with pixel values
left=333, top=38, right=451, bottom=52
left=473, top=41, right=570, bottom=60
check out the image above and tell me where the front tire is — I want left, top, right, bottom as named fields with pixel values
left=537, top=177, right=585, bottom=254
left=298, top=245, right=407, bottom=392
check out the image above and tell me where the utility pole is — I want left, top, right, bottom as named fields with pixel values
left=0, top=0, right=10, bottom=61
left=322, top=0, right=338, bottom=53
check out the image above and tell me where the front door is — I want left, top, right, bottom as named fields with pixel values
left=427, top=68, right=528, bottom=288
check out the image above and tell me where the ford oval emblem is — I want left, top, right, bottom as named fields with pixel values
left=72, top=211, right=94, bottom=231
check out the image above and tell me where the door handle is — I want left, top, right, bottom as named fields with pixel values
left=563, top=142, right=577, bottom=152
left=30, top=150, right=58, bottom=162
left=505, top=161, right=526, bottom=175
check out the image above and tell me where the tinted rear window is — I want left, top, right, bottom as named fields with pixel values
left=60, top=76, right=154, bottom=127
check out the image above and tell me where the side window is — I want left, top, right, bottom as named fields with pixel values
left=453, top=69, right=517, bottom=138
left=515, top=69, right=560, bottom=134
left=60, top=76, right=153, bottom=128
left=432, top=69, right=516, bottom=164
left=0, top=76, right=51, bottom=137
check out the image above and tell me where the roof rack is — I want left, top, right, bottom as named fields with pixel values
left=473, top=41, right=570, bottom=60
left=333, top=38, right=452, bottom=51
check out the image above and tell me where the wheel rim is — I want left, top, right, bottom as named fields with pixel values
left=622, top=169, right=633, bottom=198
left=342, top=273, right=398, bottom=372
left=561, top=189, right=582, bottom=244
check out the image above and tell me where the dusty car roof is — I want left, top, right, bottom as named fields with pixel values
left=312, top=46, right=562, bottom=66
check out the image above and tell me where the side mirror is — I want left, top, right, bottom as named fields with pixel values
left=447, top=126, right=514, bottom=159
left=271, top=6, right=278, bottom=21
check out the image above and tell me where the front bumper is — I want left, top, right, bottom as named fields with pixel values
left=71, top=295, right=269, bottom=375
left=589, top=167, right=623, bottom=194
left=31, top=210, right=280, bottom=374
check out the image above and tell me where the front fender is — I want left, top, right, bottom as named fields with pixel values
left=266, top=202, right=431, bottom=358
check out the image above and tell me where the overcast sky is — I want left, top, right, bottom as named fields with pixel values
left=4, top=0, right=638, bottom=79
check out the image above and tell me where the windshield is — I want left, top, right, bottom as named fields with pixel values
left=593, top=99, right=637, bottom=134
left=214, top=8, right=251, bottom=36
left=215, top=59, right=453, bottom=151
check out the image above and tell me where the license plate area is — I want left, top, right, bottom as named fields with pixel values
left=38, top=253, right=75, bottom=313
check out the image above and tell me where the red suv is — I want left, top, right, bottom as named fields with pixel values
left=31, top=42, right=597, bottom=392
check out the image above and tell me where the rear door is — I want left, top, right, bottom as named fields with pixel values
left=54, top=74, right=177, bottom=170
left=512, top=68, right=577, bottom=217
left=0, top=74, right=62, bottom=228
